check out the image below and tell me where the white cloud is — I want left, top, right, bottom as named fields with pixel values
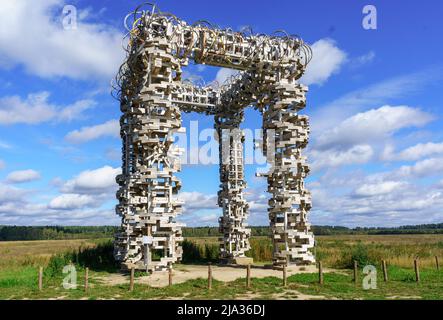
left=245, top=191, right=269, bottom=226
left=0, top=174, right=118, bottom=225
left=176, top=191, right=219, bottom=226
left=308, top=167, right=443, bottom=227
left=105, top=148, right=121, bottom=161
left=0, top=183, right=29, bottom=202
left=243, top=178, right=440, bottom=227
left=178, top=211, right=219, bottom=227
left=302, top=38, right=347, bottom=86
left=65, top=119, right=119, bottom=143
left=178, top=191, right=217, bottom=212
left=395, top=157, right=443, bottom=179
left=0, top=206, right=119, bottom=226
left=315, top=105, right=433, bottom=150
left=351, top=51, right=375, bottom=68
left=310, top=145, right=374, bottom=172
left=0, top=91, right=95, bottom=125
left=61, top=165, right=120, bottom=194
left=0, top=140, right=11, bottom=149
left=310, top=68, right=442, bottom=134
left=383, top=142, right=443, bottom=162
left=6, top=169, right=41, bottom=183
left=214, top=68, right=239, bottom=85
left=0, top=0, right=124, bottom=80
left=198, top=214, right=218, bottom=223
left=48, top=193, right=96, bottom=210
left=182, top=70, right=204, bottom=84
left=354, top=181, right=406, bottom=197
left=57, top=99, right=96, bottom=122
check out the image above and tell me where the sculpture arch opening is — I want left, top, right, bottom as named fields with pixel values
left=113, top=3, right=315, bottom=272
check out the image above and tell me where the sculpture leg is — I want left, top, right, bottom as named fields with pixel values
left=215, top=112, right=251, bottom=263
left=115, top=40, right=184, bottom=272
left=262, top=83, right=315, bottom=267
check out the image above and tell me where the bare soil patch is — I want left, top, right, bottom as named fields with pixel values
left=95, top=264, right=339, bottom=288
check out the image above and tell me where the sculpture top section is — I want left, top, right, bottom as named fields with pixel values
left=112, top=3, right=312, bottom=115
left=122, top=3, right=312, bottom=70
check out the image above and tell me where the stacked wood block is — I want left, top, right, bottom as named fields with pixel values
left=114, top=28, right=185, bottom=272
left=113, top=4, right=315, bottom=271
left=261, top=83, right=315, bottom=266
left=215, top=112, right=251, bottom=262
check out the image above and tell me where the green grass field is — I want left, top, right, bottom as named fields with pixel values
left=1, top=235, right=443, bottom=300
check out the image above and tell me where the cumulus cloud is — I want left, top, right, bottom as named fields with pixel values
left=308, top=167, right=443, bottom=227
left=65, top=119, right=120, bottom=143
left=310, top=67, right=442, bottom=134
left=354, top=181, right=406, bottom=197
left=395, top=157, right=443, bottom=179
left=178, top=191, right=217, bottom=212
left=0, top=182, right=46, bottom=223
left=48, top=193, right=96, bottom=210
left=0, top=91, right=95, bottom=125
left=178, top=211, right=219, bottom=227
left=307, top=105, right=433, bottom=173
left=176, top=191, right=219, bottom=226
left=244, top=191, right=268, bottom=226
left=310, top=145, right=374, bottom=172
left=382, top=142, right=443, bottom=162
left=0, top=183, right=29, bottom=202
left=315, top=105, right=433, bottom=150
left=304, top=101, right=443, bottom=225
left=0, top=206, right=119, bottom=225
left=302, top=38, right=347, bottom=86
left=61, top=165, right=120, bottom=194
left=197, top=214, right=218, bottom=223
left=57, top=99, right=96, bottom=122
left=0, top=169, right=120, bottom=225
left=6, top=169, right=41, bottom=183
left=213, top=68, right=239, bottom=85
left=0, top=0, right=124, bottom=80
left=182, top=70, right=204, bottom=84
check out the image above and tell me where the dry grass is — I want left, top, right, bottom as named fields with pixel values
left=183, top=234, right=443, bottom=268
left=316, top=234, right=443, bottom=268
left=0, top=238, right=105, bottom=269
left=1, top=234, right=443, bottom=270
left=1, top=235, right=443, bottom=300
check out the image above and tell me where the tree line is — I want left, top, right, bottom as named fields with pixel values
left=1, top=223, right=443, bottom=241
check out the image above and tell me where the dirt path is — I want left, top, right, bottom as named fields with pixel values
left=95, top=264, right=339, bottom=288
left=235, top=289, right=329, bottom=300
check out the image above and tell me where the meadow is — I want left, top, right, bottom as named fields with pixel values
left=1, top=234, right=443, bottom=300
left=184, top=234, right=443, bottom=268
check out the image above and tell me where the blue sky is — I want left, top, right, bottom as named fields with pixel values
left=0, top=0, right=443, bottom=227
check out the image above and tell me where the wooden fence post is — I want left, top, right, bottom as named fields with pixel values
left=129, top=267, right=135, bottom=291
left=353, top=260, right=358, bottom=283
left=414, top=259, right=420, bottom=282
left=382, top=260, right=388, bottom=282
left=38, top=267, right=43, bottom=291
left=84, top=267, right=89, bottom=292
left=169, top=267, right=173, bottom=287
left=208, top=263, right=212, bottom=290
left=318, top=261, right=323, bottom=285
left=246, top=264, right=251, bottom=289
left=435, top=256, right=439, bottom=271
left=283, top=265, right=287, bottom=287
